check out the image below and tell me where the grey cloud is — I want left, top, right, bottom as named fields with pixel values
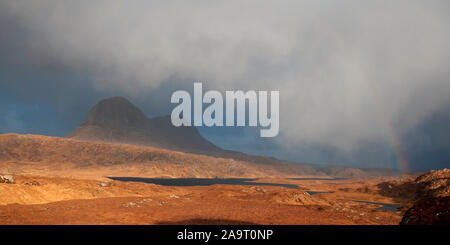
left=1, top=0, right=450, bottom=160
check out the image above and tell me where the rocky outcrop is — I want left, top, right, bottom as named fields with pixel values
left=378, top=169, right=450, bottom=201
left=401, top=196, right=450, bottom=225
left=24, top=180, right=40, bottom=186
left=0, top=174, right=15, bottom=184
left=98, top=181, right=112, bottom=187
left=272, top=188, right=329, bottom=206
left=415, top=169, right=450, bottom=198
left=378, top=169, right=450, bottom=225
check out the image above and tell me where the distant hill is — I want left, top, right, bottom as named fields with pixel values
left=318, top=166, right=402, bottom=179
left=67, top=96, right=223, bottom=155
left=65, top=96, right=405, bottom=178
left=66, top=97, right=316, bottom=171
left=0, top=133, right=405, bottom=179
left=0, top=133, right=319, bottom=178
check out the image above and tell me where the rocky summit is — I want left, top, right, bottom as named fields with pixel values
left=68, top=96, right=222, bottom=155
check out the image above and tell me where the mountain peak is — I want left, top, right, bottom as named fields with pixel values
left=83, top=96, right=147, bottom=128
left=67, top=96, right=298, bottom=165
left=68, top=96, right=223, bottom=155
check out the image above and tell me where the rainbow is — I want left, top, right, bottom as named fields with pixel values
left=368, top=87, right=410, bottom=176
left=383, top=120, right=410, bottom=177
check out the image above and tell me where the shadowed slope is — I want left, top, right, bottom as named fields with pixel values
left=0, top=133, right=317, bottom=178
left=68, top=96, right=222, bottom=155
left=65, top=97, right=402, bottom=178
left=67, top=97, right=320, bottom=173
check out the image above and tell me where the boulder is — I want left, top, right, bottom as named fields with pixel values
left=401, top=197, right=450, bottom=225
left=24, top=180, right=40, bottom=186
left=0, top=175, right=15, bottom=184
left=98, top=181, right=112, bottom=187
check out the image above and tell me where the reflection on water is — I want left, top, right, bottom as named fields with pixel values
left=307, top=191, right=332, bottom=195
left=108, top=177, right=298, bottom=189
left=288, top=177, right=347, bottom=181
left=352, top=200, right=401, bottom=212
left=108, top=177, right=337, bottom=195
left=109, top=177, right=400, bottom=213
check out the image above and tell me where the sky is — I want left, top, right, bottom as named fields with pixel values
left=0, top=0, right=449, bottom=172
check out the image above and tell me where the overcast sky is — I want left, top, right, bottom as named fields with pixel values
left=1, top=0, right=449, bottom=171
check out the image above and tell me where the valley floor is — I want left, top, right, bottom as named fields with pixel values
left=0, top=174, right=403, bottom=225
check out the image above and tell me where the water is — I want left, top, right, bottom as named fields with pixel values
left=288, top=177, right=347, bottom=181
left=352, top=200, right=401, bottom=212
left=307, top=191, right=332, bottom=195
left=108, top=177, right=298, bottom=189
left=109, top=177, right=399, bottom=212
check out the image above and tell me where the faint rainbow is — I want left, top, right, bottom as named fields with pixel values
left=381, top=113, right=410, bottom=177
left=367, top=86, right=410, bottom=176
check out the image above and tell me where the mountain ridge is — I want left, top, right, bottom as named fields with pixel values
left=67, top=96, right=306, bottom=167
left=65, top=96, right=403, bottom=178
left=68, top=96, right=223, bottom=156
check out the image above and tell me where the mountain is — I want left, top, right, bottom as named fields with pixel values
left=318, top=166, right=402, bottom=178
left=0, top=133, right=311, bottom=178
left=67, top=97, right=312, bottom=170
left=68, top=96, right=223, bottom=155
left=66, top=96, right=404, bottom=177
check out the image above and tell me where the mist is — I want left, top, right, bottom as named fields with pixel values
left=1, top=0, right=450, bottom=170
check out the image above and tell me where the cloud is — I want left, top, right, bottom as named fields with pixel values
left=1, top=0, right=450, bottom=163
